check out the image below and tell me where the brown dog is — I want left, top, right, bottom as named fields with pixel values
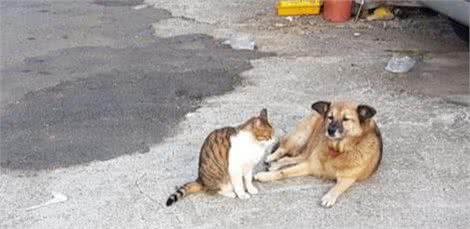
left=255, top=101, right=382, bottom=207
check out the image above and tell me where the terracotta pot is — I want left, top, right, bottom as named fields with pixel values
left=323, top=0, right=352, bottom=22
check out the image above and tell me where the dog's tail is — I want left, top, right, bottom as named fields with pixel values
left=372, top=125, right=383, bottom=174
left=166, top=180, right=203, bottom=207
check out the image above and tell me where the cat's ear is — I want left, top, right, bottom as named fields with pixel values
left=259, top=108, right=268, bottom=119
left=254, top=118, right=263, bottom=128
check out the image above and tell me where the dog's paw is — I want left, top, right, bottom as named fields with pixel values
left=237, top=192, right=250, bottom=200
left=320, top=192, right=338, bottom=208
left=254, top=172, right=273, bottom=182
left=246, top=185, right=259, bottom=195
left=268, top=162, right=281, bottom=171
left=264, top=154, right=275, bottom=164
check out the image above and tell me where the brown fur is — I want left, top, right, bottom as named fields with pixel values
left=166, top=109, right=272, bottom=206
left=256, top=101, right=382, bottom=207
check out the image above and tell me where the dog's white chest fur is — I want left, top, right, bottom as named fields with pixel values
left=228, top=130, right=270, bottom=170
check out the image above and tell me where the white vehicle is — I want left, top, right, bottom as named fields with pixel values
left=420, top=0, right=469, bottom=41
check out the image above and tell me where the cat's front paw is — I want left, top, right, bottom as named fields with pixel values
left=218, top=190, right=236, bottom=198
left=254, top=172, right=273, bottom=182
left=236, top=192, right=250, bottom=200
left=246, top=185, right=258, bottom=194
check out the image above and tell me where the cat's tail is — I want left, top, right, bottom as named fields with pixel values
left=166, top=180, right=203, bottom=207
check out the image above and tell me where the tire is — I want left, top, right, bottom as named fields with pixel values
left=449, top=19, right=469, bottom=43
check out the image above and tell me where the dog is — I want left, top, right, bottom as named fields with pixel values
left=255, top=101, right=382, bottom=207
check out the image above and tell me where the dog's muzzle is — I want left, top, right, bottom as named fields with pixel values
left=327, top=121, right=343, bottom=138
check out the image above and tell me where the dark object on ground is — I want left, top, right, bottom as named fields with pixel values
left=392, top=8, right=408, bottom=19
left=449, top=19, right=469, bottom=43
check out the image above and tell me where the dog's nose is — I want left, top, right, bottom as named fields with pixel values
left=327, top=126, right=336, bottom=136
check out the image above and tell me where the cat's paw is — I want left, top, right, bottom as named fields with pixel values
left=254, top=172, right=273, bottom=182
left=320, top=192, right=338, bottom=208
left=236, top=192, right=250, bottom=200
left=246, top=185, right=258, bottom=195
left=218, top=191, right=236, bottom=198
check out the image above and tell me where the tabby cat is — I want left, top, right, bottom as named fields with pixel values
left=166, top=109, right=275, bottom=206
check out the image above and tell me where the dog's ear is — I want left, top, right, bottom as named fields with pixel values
left=357, top=105, right=376, bottom=122
left=311, top=101, right=331, bottom=116
left=259, top=108, right=268, bottom=119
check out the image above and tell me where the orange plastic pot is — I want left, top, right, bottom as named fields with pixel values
left=323, top=0, right=352, bottom=22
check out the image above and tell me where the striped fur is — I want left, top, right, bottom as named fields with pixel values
left=166, top=181, right=203, bottom=206
left=166, top=108, right=273, bottom=206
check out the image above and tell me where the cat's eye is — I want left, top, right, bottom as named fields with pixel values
left=327, top=115, right=334, bottom=120
left=343, top=117, right=350, bottom=122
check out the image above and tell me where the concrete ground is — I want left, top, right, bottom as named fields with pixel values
left=0, top=0, right=270, bottom=170
left=1, top=0, right=469, bottom=228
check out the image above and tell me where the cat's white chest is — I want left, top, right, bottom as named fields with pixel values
left=228, top=131, right=270, bottom=169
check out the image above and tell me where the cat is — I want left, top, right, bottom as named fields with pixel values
left=166, top=108, right=275, bottom=206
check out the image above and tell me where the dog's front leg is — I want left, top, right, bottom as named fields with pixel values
left=265, top=147, right=287, bottom=163
left=255, top=161, right=310, bottom=182
left=268, top=155, right=305, bottom=171
left=320, top=178, right=356, bottom=208
left=266, top=114, right=316, bottom=163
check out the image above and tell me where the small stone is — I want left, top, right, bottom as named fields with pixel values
left=132, top=4, right=148, bottom=10
left=186, top=113, right=195, bottom=118
left=353, top=32, right=361, bottom=37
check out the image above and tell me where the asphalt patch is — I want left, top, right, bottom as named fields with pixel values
left=0, top=35, right=271, bottom=170
left=93, top=0, right=144, bottom=7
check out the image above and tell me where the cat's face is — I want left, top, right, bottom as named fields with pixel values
left=247, top=108, right=273, bottom=141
